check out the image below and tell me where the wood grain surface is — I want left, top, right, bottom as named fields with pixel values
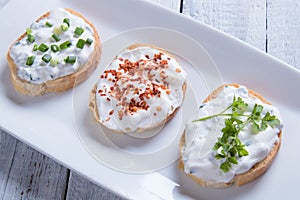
left=0, top=0, right=299, bottom=199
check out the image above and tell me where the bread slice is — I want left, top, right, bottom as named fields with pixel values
left=7, top=8, right=101, bottom=96
left=179, top=83, right=282, bottom=188
left=89, top=43, right=186, bottom=133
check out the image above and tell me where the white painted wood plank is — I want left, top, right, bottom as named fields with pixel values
left=182, top=0, right=266, bottom=51
left=1, top=140, right=69, bottom=200
left=144, top=0, right=181, bottom=12
left=66, top=172, right=123, bottom=200
left=267, top=0, right=300, bottom=69
left=0, top=130, right=17, bottom=200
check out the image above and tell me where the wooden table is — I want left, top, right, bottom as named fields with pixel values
left=1, top=0, right=299, bottom=199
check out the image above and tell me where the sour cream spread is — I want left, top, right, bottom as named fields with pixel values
left=95, top=46, right=187, bottom=133
left=182, top=85, right=283, bottom=183
left=10, top=8, right=95, bottom=84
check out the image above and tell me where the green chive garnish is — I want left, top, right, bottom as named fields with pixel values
left=26, top=28, right=32, bottom=35
left=59, top=41, right=71, bottom=50
left=42, top=54, right=52, bottom=63
left=45, top=22, right=53, bottom=27
left=53, top=26, right=62, bottom=35
left=64, top=56, right=76, bottom=64
left=63, top=18, right=70, bottom=27
left=38, top=43, right=49, bottom=52
left=76, top=39, right=85, bottom=49
left=74, top=27, right=84, bottom=36
left=27, top=34, right=35, bottom=43
left=51, top=44, right=59, bottom=52
left=26, top=56, right=35, bottom=66
left=32, top=44, right=38, bottom=51
left=86, top=38, right=93, bottom=45
left=52, top=34, right=61, bottom=42
left=50, top=58, right=58, bottom=67
left=61, top=23, right=69, bottom=32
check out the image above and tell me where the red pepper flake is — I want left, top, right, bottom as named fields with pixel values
left=167, top=57, right=171, bottom=60
left=176, top=68, right=181, bottom=73
left=109, top=110, right=114, bottom=115
left=107, top=97, right=111, bottom=101
left=118, top=110, right=124, bottom=120
left=154, top=52, right=163, bottom=61
left=100, top=94, right=106, bottom=96
left=160, top=60, right=168, bottom=65
left=119, top=57, right=124, bottom=61
left=156, top=106, right=162, bottom=111
left=153, top=112, right=157, bottom=116
left=100, top=75, right=104, bottom=78
left=98, top=89, right=103, bottom=93
left=105, top=117, right=111, bottom=122
left=105, top=70, right=109, bottom=78
left=145, top=55, right=150, bottom=59
left=166, top=90, right=171, bottom=95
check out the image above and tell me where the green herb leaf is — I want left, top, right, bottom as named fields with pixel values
left=42, top=54, right=52, bottom=63
left=262, top=112, right=281, bottom=128
left=45, top=22, right=53, bottom=27
left=86, top=38, right=93, bottom=45
left=63, top=18, right=70, bottom=27
left=193, top=94, right=280, bottom=173
left=26, top=56, right=35, bottom=66
left=228, top=157, right=238, bottom=165
left=74, top=27, right=84, bottom=36
left=38, top=43, right=49, bottom=52
left=220, top=160, right=231, bottom=173
left=232, top=96, right=248, bottom=113
left=27, top=34, right=35, bottom=43
left=64, top=55, right=76, bottom=64
left=59, top=41, right=72, bottom=50
left=76, top=39, right=85, bottom=49
left=215, top=154, right=225, bottom=160
left=61, top=23, right=69, bottom=32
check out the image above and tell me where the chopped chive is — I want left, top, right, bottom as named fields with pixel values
left=53, top=26, right=62, bottom=35
left=74, top=27, right=84, bottom=36
left=52, top=34, right=61, bottom=42
left=63, top=18, right=70, bottom=27
left=59, top=41, right=71, bottom=50
left=85, top=38, right=93, bottom=45
left=50, top=58, right=58, bottom=67
left=61, top=23, right=69, bottom=32
left=32, top=44, right=38, bottom=51
left=27, top=34, right=35, bottom=43
left=42, top=54, right=52, bottom=63
left=64, top=56, right=76, bottom=64
left=38, top=43, right=49, bottom=52
left=26, top=28, right=32, bottom=35
left=51, top=44, right=59, bottom=52
left=76, top=39, right=85, bottom=49
left=26, top=56, right=35, bottom=66
left=45, top=22, right=53, bottom=27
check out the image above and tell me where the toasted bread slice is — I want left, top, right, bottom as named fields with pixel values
left=7, top=8, right=101, bottom=96
left=89, top=43, right=186, bottom=133
left=179, top=83, right=282, bottom=188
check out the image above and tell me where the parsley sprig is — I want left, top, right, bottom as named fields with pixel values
left=193, top=96, right=280, bottom=173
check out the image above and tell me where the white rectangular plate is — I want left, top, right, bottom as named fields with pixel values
left=0, top=0, right=300, bottom=199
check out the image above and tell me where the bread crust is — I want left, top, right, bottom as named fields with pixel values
left=179, top=83, right=282, bottom=188
left=6, top=8, right=101, bottom=96
left=89, top=43, right=186, bottom=133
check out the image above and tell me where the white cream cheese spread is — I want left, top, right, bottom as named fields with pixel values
left=10, top=8, right=95, bottom=84
left=182, top=85, right=283, bottom=183
left=95, top=46, right=187, bottom=133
